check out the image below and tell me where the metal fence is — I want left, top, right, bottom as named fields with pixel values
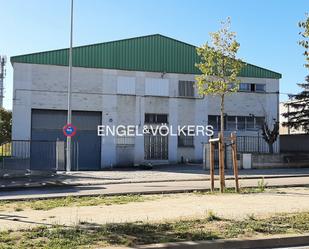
left=0, top=140, right=69, bottom=177
left=0, top=141, right=31, bottom=173
left=203, top=135, right=279, bottom=169
left=236, top=135, right=279, bottom=153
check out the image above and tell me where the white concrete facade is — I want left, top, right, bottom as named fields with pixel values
left=12, top=63, right=280, bottom=168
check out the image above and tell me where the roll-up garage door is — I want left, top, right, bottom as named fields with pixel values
left=31, top=109, right=101, bottom=170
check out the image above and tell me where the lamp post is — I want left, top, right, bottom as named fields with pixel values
left=66, top=0, right=74, bottom=172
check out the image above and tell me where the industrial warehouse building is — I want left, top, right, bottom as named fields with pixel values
left=10, top=34, right=281, bottom=170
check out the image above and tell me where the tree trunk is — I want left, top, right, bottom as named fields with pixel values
left=268, top=143, right=274, bottom=154
left=219, top=94, right=225, bottom=192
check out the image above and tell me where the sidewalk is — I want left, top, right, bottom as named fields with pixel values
left=1, top=165, right=309, bottom=190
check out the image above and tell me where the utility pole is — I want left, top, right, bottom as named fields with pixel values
left=66, top=0, right=74, bottom=172
left=0, top=56, right=6, bottom=108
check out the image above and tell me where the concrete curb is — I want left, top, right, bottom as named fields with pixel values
left=133, top=234, right=309, bottom=249
left=2, top=174, right=309, bottom=191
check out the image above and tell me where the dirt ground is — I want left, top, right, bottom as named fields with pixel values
left=1, top=187, right=309, bottom=231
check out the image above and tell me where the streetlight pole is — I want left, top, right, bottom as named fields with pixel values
left=66, top=0, right=74, bottom=172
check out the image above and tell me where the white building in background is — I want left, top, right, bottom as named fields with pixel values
left=280, top=101, right=306, bottom=134
left=10, top=34, right=281, bottom=170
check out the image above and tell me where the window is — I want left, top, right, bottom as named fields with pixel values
left=179, top=81, right=195, bottom=97
left=157, top=114, right=168, bottom=123
left=208, top=115, right=217, bottom=130
left=178, top=130, right=194, bottom=147
left=208, top=115, right=228, bottom=130
left=227, top=116, right=236, bottom=130
left=116, top=136, right=135, bottom=145
left=145, top=114, right=168, bottom=124
left=239, top=83, right=250, bottom=91
left=250, top=84, right=255, bottom=92
left=145, top=78, right=169, bottom=96
left=227, top=83, right=238, bottom=90
left=237, top=116, right=246, bottom=130
left=255, top=84, right=266, bottom=92
left=246, top=116, right=255, bottom=130
left=116, top=126, right=135, bottom=146
left=239, top=83, right=266, bottom=93
left=208, top=115, right=265, bottom=131
left=255, top=117, right=265, bottom=129
left=117, top=76, right=135, bottom=94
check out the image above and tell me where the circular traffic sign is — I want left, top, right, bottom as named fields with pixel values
left=63, top=123, right=77, bottom=137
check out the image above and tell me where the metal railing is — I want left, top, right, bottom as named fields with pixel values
left=236, top=135, right=279, bottom=153
left=0, top=140, right=81, bottom=177
left=0, top=140, right=67, bottom=177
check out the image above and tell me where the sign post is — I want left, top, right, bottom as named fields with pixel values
left=66, top=0, right=74, bottom=172
left=63, top=123, right=76, bottom=172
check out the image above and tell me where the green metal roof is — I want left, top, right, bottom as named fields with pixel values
left=10, top=34, right=281, bottom=79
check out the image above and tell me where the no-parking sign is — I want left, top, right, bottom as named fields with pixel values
left=63, top=123, right=77, bottom=137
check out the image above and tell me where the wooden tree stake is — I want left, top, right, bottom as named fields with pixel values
left=231, top=132, right=240, bottom=193
left=219, top=132, right=225, bottom=193
left=209, top=142, right=215, bottom=192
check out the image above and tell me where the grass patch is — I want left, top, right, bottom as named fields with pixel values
left=257, top=178, right=268, bottom=192
left=192, top=186, right=271, bottom=195
left=0, top=194, right=155, bottom=211
left=205, top=210, right=221, bottom=221
left=224, top=212, right=309, bottom=238
left=14, top=206, right=23, bottom=212
left=1, top=212, right=309, bottom=248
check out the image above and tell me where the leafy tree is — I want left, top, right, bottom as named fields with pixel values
left=282, top=14, right=309, bottom=133
left=195, top=17, right=243, bottom=191
left=0, top=108, right=12, bottom=144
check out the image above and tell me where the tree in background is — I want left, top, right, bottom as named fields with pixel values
left=195, top=17, right=243, bottom=192
left=0, top=108, right=12, bottom=144
left=282, top=14, right=309, bottom=133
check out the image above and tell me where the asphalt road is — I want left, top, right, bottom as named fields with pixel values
left=1, top=175, right=309, bottom=201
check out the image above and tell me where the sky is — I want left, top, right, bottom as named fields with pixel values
left=1, top=0, right=308, bottom=110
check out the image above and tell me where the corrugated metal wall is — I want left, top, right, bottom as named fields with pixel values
left=11, top=34, right=281, bottom=79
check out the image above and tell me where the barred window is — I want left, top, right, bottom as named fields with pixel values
left=116, top=136, right=135, bottom=146
left=116, top=126, right=135, bottom=145
left=178, top=81, right=194, bottom=97
left=178, top=130, right=194, bottom=147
